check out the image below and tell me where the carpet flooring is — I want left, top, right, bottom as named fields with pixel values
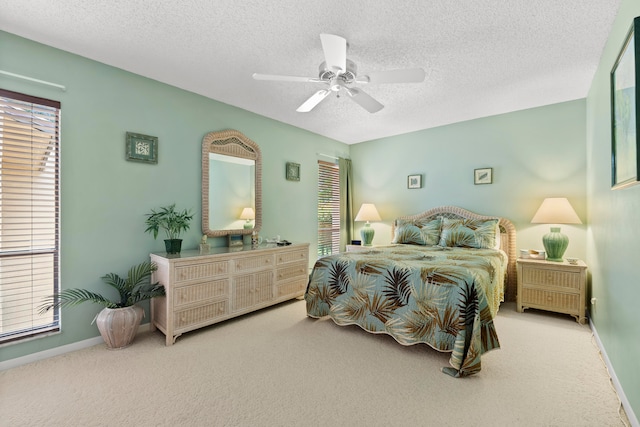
left=0, top=300, right=629, bottom=426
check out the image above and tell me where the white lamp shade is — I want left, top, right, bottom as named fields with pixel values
left=239, top=207, right=255, bottom=220
left=531, top=198, right=581, bottom=224
left=355, top=203, right=382, bottom=222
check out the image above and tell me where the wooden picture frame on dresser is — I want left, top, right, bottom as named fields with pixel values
left=516, top=258, right=587, bottom=324
left=150, top=243, right=309, bottom=345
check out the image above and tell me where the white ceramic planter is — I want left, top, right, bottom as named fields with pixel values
left=95, top=305, right=144, bottom=349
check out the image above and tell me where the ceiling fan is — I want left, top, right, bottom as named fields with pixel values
left=252, top=34, right=426, bottom=113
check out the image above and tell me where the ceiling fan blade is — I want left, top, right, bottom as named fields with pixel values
left=296, top=89, right=331, bottom=112
left=345, top=88, right=384, bottom=113
left=320, top=34, right=347, bottom=73
left=356, top=68, right=426, bottom=84
left=252, top=73, right=322, bottom=83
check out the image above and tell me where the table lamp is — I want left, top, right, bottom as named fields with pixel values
left=240, top=207, right=255, bottom=229
left=354, top=203, right=382, bottom=246
left=530, top=198, right=581, bottom=261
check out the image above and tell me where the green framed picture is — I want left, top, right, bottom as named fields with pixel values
left=286, top=162, right=300, bottom=181
left=126, top=132, right=158, bottom=164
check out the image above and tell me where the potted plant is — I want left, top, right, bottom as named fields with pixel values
left=144, top=203, right=194, bottom=254
left=39, top=261, right=164, bottom=349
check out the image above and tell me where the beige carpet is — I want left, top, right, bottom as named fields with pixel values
left=0, top=301, right=629, bottom=426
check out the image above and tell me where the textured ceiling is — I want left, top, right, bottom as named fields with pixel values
left=0, top=0, right=620, bottom=144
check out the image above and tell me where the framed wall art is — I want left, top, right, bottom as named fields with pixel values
left=286, top=162, right=300, bottom=181
left=474, top=167, right=493, bottom=185
left=126, top=132, right=158, bottom=164
left=407, top=174, right=422, bottom=189
left=611, top=16, right=640, bottom=190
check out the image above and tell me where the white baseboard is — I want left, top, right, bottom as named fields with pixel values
left=0, top=323, right=152, bottom=372
left=590, top=319, right=639, bottom=427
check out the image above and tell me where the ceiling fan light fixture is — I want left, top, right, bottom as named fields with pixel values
left=253, top=33, right=425, bottom=113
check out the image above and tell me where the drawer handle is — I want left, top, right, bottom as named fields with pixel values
left=547, top=296, right=553, bottom=301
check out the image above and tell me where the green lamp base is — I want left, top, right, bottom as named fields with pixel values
left=361, top=223, right=375, bottom=246
left=542, top=227, right=569, bottom=262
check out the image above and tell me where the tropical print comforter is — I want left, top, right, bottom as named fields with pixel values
left=304, top=244, right=507, bottom=377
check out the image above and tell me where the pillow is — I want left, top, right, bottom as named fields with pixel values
left=438, top=217, right=499, bottom=249
left=392, top=218, right=441, bottom=246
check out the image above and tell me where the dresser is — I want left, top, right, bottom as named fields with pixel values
left=150, top=243, right=309, bottom=345
left=516, top=258, right=587, bottom=324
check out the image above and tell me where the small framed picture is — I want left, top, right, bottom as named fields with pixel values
left=407, top=174, right=422, bottom=189
left=286, top=162, right=300, bottom=181
left=126, top=132, right=158, bottom=164
left=228, top=234, right=243, bottom=247
left=474, top=168, right=493, bottom=185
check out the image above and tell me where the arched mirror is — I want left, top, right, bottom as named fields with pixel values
left=202, top=130, right=261, bottom=237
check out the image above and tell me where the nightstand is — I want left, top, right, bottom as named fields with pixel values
left=516, top=258, right=587, bottom=324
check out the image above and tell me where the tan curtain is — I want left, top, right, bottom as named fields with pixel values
left=338, top=157, right=353, bottom=251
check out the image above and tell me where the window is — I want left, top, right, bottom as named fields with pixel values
left=0, top=89, right=61, bottom=344
left=317, top=160, right=340, bottom=257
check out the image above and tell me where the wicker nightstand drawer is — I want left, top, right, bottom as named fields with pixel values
left=520, top=266, right=582, bottom=291
left=516, top=258, right=587, bottom=324
left=519, top=288, right=581, bottom=312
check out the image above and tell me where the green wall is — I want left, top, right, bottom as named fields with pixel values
left=350, top=100, right=588, bottom=261
left=586, top=0, right=640, bottom=420
left=0, top=31, right=348, bottom=361
left=3, top=12, right=639, bottom=421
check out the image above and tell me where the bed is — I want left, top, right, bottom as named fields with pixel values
left=305, top=206, right=516, bottom=377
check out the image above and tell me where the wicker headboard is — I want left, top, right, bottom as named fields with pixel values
left=392, top=206, right=517, bottom=302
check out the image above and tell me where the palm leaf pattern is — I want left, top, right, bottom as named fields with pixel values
left=382, top=267, right=412, bottom=308
left=328, top=260, right=351, bottom=295
left=304, top=244, right=507, bottom=376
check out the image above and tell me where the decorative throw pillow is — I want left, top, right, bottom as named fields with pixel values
left=438, top=217, right=499, bottom=249
left=392, top=218, right=441, bottom=245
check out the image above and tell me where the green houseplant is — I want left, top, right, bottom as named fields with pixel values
left=39, top=261, right=164, bottom=349
left=144, top=203, right=194, bottom=254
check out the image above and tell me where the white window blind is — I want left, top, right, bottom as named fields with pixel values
left=317, top=160, right=340, bottom=257
left=0, top=89, right=61, bottom=344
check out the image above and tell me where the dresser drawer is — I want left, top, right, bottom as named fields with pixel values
left=174, top=260, right=229, bottom=284
left=277, top=248, right=308, bottom=265
left=277, top=280, right=306, bottom=298
left=276, top=261, right=308, bottom=283
left=234, top=254, right=273, bottom=272
left=174, top=299, right=229, bottom=330
left=520, top=287, right=581, bottom=313
left=520, top=266, right=582, bottom=292
left=174, top=279, right=229, bottom=308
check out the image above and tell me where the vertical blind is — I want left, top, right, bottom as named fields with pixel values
left=0, top=89, right=61, bottom=343
left=317, top=160, right=340, bottom=257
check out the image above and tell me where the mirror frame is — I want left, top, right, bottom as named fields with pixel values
left=202, top=129, right=262, bottom=237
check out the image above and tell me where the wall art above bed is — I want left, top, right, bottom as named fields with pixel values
left=474, top=167, right=492, bottom=185
left=407, top=174, right=422, bottom=189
